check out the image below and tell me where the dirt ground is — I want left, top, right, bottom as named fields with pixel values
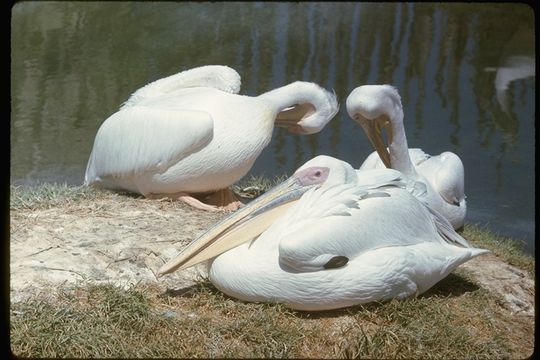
left=10, top=193, right=224, bottom=303
left=10, top=190, right=534, bottom=321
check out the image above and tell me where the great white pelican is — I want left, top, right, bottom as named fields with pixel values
left=84, top=65, right=338, bottom=211
left=346, top=85, right=467, bottom=229
left=158, top=155, right=487, bottom=311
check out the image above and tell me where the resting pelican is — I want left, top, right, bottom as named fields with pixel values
left=85, top=65, right=338, bottom=211
left=158, top=155, right=487, bottom=311
left=346, top=85, right=467, bottom=229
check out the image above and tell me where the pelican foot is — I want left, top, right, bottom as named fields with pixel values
left=145, top=192, right=220, bottom=211
left=177, top=194, right=222, bottom=212
left=146, top=189, right=243, bottom=211
left=201, top=188, right=244, bottom=211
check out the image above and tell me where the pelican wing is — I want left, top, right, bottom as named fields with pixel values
left=356, top=168, right=402, bottom=187
left=356, top=168, right=427, bottom=199
left=423, top=204, right=470, bottom=247
left=85, top=106, right=213, bottom=182
left=275, top=183, right=433, bottom=272
left=360, top=148, right=431, bottom=170
left=122, top=65, right=241, bottom=108
left=358, top=151, right=384, bottom=170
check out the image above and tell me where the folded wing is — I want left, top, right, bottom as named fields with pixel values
left=85, top=106, right=213, bottom=183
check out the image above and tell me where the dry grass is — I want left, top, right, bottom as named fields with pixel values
left=10, top=269, right=530, bottom=358
left=232, top=174, right=289, bottom=198
left=10, top=183, right=106, bottom=210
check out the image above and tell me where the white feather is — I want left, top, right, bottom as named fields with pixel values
left=348, top=85, right=467, bottom=229
left=85, top=107, right=213, bottom=181
left=85, top=66, right=339, bottom=196
left=205, top=157, right=487, bottom=310
left=121, top=65, right=241, bottom=108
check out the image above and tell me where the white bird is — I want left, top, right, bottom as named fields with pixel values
left=346, top=85, right=467, bottom=229
left=485, top=55, right=535, bottom=113
left=158, top=155, right=487, bottom=311
left=85, top=65, right=338, bottom=211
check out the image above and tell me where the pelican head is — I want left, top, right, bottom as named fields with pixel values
left=158, top=155, right=356, bottom=275
left=433, top=152, right=467, bottom=228
left=346, top=85, right=403, bottom=168
left=272, top=82, right=339, bottom=134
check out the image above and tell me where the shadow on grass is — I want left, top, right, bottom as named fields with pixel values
left=102, top=188, right=145, bottom=199
left=159, top=281, right=222, bottom=299
left=421, top=272, right=480, bottom=298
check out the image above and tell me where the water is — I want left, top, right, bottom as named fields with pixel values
left=11, top=2, right=535, bottom=254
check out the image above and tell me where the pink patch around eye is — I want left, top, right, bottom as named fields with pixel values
left=294, top=166, right=330, bottom=186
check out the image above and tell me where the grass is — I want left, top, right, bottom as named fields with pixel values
left=9, top=183, right=535, bottom=358
left=461, top=225, right=534, bottom=276
left=10, top=183, right=108, bottom=210
left=10, top=283, right=308, bottom=358
left=232, top=174, right=289, bottom=198
left=10, top=271, right=525, bottom=358
left=9, top=175, right=286, bottom=209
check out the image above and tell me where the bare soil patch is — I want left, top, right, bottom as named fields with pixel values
left=10, top=191, right=225, bottom=303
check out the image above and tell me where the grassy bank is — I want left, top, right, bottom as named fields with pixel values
left=9, top=183, right=535, bottom=358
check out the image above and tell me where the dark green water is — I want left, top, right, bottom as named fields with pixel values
left=11, top=2, right=535, bottom=253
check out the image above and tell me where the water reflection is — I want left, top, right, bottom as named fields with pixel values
left=11, top=2, right=535, bottom=252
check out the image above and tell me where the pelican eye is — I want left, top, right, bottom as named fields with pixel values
left=295, top=166, right=329, bottom=186
left=323, top=256, right=349, bottom=269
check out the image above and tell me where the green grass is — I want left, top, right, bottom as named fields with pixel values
left=334, top=297, right=504, bottom=359
left=10, top=283, right=310, bottom=358
left=10, top=273, right=524, bottom=358
left=462, top=224, right=534, bottom=276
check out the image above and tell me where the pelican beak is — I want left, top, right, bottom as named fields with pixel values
left=157, top=176, right=312, bottom=275
left=275, top=103, right=316, bottom=134
left=357, top=115, right=393, bottom=168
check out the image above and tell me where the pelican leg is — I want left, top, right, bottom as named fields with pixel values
left=145, top=189, right=243, bottom=211
left=177, top=193, right=223, bottom=211
left=202, top=188, right=244, bottom=211
left=145, top=192, right=220, bottom=211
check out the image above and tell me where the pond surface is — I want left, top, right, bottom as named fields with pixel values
left=11, top=2, right=535, bottom=254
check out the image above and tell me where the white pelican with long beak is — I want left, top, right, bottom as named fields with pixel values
left=85, top=65, right=338, bottom=211
left=346, top=85, right=467, bottom=229
left=158, top=155, right=487, bottom=311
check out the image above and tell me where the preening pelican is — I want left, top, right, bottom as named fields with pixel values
left=158, top=155, right=487, bottom=311
left=346, top=85, right=467, bottom=229
left=85, top=65, right=338, bottom=211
